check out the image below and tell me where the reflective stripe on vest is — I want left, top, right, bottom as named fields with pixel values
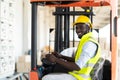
left=69, top=32, right=101, bottom=80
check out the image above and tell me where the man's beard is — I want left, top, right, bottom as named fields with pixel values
left=77, top=31, right=88, bottom=39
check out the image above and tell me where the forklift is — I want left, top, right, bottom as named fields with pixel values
left=29, top=0, right=118, bottom=80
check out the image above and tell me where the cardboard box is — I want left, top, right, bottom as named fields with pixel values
left=17, top=55, right=31, bottom=72
left=118, top=48, right=120, bottom=57
left=99, top=38, right=107, bottom=50
left=16, top=62, right=31, bottom=73
left=18, top=55, right=31, bottom=63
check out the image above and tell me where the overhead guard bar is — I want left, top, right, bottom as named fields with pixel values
left=30, top=0, right=110, bottom=7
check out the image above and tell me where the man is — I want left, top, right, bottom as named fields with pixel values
left=42, top=15, right=101, bottom=80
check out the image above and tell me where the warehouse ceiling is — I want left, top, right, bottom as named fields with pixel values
left=72, top=3, right=119, bottom=29
left=92, top=6, right=110, bottom=29
left=71, top=0, right=120, bottom=29
left=73, top=6, right=111, bottom=29
left=92, top=0, right=120, bottom=29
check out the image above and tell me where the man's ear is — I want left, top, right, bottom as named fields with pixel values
left=86, top=25, right=90, bottom=32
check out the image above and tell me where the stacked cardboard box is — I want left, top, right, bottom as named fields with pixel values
left=118, top=49, right=120, bottom=57
left=99, top=38, right=107, bottom=50
left=16, top=55, right=31, bottom=73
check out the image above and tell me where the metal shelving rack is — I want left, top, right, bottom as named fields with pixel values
left=0, top=0, right=15, bottom=78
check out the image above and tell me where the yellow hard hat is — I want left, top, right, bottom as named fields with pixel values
left=73, top=15, right=92, bottom=28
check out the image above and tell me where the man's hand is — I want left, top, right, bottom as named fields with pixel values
left=52, top=52, right=62, bottom=58
left=46, top=54, right=57, bottom=63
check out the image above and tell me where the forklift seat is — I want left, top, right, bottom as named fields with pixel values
left=90, top=57, right=105, bottom=80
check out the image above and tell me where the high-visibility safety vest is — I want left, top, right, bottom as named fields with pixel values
left=69, top=32, right=101, bottom=80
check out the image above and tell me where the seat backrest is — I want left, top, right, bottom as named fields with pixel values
left=90, top=57, right=105, bottom=80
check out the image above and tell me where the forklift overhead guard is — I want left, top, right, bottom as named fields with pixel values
left=30, top=0, right=110, bottom=7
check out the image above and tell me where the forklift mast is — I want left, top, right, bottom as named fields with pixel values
left=29, top=0, right=118, bottom=80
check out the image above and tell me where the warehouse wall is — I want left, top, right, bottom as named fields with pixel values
left=23, top=0, right=31, bottom=54
left=9, top=0, right=32, bottom=59
left=14, top=0, right=24, bottom=58
left=37, top=6, right=51, bottom=50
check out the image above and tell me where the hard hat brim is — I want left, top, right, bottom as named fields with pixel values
left=73, top=22, right=92, bottom=28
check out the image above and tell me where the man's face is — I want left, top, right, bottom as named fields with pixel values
left=75, top=23, right=90, bottom=39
